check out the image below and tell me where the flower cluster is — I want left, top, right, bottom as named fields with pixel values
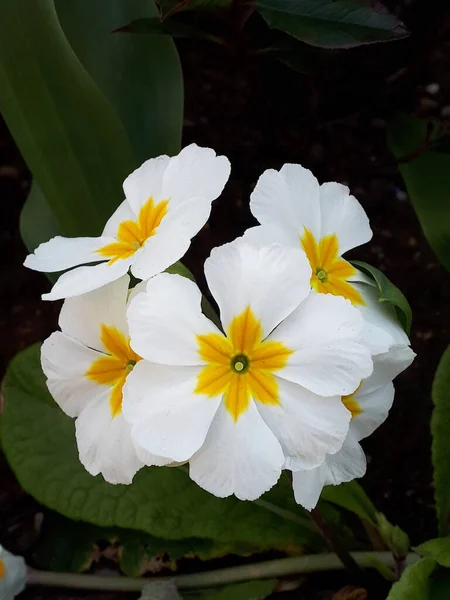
left=25, top=144, right=415, bottom=509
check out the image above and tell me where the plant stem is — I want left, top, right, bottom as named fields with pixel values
left=309, top=508, right=361, bottom=573
left=254, top=499, right=317, bottom=533
left=27, top=552, right=420, bottom=592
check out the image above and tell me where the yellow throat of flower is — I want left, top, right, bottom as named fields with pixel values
left=195, top=306, right=293, bottom=421
left=300, top=228, right=364, bottom=306
left=97, top=196, right=169, bottom=264
left=86, top=324, right=141, bottom=417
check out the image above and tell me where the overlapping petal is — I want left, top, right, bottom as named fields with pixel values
left=124, top=239, right=371, bottom=499
left=25, top=144, right=231, bottom=300
left=41, top=276, right=167, bottom=483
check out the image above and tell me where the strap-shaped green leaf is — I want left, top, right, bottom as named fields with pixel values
left=416, top=537, right=450, bottom=568
left=0, top=0, right=135, bottom=237
left=320, top=480, right=377, bottom=525
left=387, top=113, right=450, bottom=273
left=431, top=345, right=450, bottom=536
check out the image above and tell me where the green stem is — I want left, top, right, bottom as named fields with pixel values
left=254, top=499, right=317, bottom=533
left=27, top=552, right=420, bottom=592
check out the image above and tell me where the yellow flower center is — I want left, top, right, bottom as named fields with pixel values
left=97, top=197, right=169, bottom=264
left=86, top=324, right=141, bottom=417
left=0, top=559, right=5, bottom=578
left=195, top=306, right=293, bottom=421
left=342, top=384, right=362, bottom=419
left=300, top=228, right=365, bottom=306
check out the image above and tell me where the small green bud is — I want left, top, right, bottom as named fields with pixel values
left=375, top=512, right=410, bottom=559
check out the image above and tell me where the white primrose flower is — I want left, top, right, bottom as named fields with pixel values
left=291, top=345, right=415, bottom=511
left=41, top=275, right=170, bottom=484
left=243, top=164, right=410, bottom=354
left=123, top=239, right=373, bottom=501
left=0, top=544, right=27, bottom=600
left=25, top=144, right=231, bottom=300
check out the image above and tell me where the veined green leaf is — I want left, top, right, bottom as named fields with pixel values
left=0, top=344, right=320, bottom=551
left=0, top=0, right=135, bottom=237
left=416, top=538, right=450, bottom=568
left=352, top=261, right=412, bottom=335
left=256, top=0, right=409, bottom=49
left=431, top=345, right=450, bottom=536
left=387, top=113, right=450, bottom=273
left=321, top=481, right=377, bottom=525
left=386, top=558, right=436, bottom=600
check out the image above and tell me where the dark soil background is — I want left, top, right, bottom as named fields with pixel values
left=1, top=1, right=450, bottom=598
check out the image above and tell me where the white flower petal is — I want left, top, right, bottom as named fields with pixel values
left=350, top=382, right=394, bottom=443
left=357, top=282, right=411, bottom=354
left=41, top=332, right=106, bottom=418
left=127, top=273, right=220, bottom=365
left=123, top=154, right=170, bottom=214
left=189, top=400, right=284, bottom=501
left=204, top=239, right=311, bottom=336
left=131, top=196, right=212, bottom=281
left=75, top=394, right=143, bottom=484
left=0, top=545, right=27, bottom=600
left=102, top=199, right=138, bottom=236
left=250, top=164, right=321, bottom=238
left=292, top=432, right=366, bottom=510
left=132, top=440, right=173, bottom=467
left=241, top=223, right=300, bottom=247
left=24, top=235, right=114, bottom=272
left=291, top=466, right=326, bottom=511
left=58, top=275, right=130, bottom=350
left=123, top=361, right=221, bottom=461
left=42, top=258, right=132, bottom=301
left=272, top=293, right=373, bottom=396
left=319, top=182, right=372, bottom=254
left=258, top=377, right=351, bottom=471
left=161, top=144, right=231, bottom=208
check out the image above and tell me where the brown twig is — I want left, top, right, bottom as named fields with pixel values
left=309, top=507, right=362, bottom=574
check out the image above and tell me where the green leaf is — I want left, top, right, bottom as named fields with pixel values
left=115, top=17, right=222, bottom=43
left=0, top=0, right=135, bottom=237
left=1, top=344, right=320, bottom=551
left=256, top=0, right=409, bottom=49
left=156, top=0, right=230, bottom=19
left=20, top=183, right=63, bottom=253
left=190, top=580, right=276, bottom=600
left=351, top=261, right=412, bottom=335
left=387, top=113, right=450, bottom=273
left=431, top=346, right=450, bottom=536
left=430, top=570, right=450, bottom=600
left=321, top=481, right=377, bottom=525
left=416, top=538, right=450, bottom=568
left=386, top=557, right=436, bottom=600
left=56, top=0, right=183, bottom=164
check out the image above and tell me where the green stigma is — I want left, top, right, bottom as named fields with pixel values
left=316, top=268, right=328, bottom=282
left=231, top=354, right=250, bottom=374
left=126, top=359, right=137, bottom=372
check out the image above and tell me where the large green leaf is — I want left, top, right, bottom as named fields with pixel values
left=321, top=481, right=377, bottom=525
left=20, top=0, right=184, bottom=254
left=256, top=0, right=409, bottom=49
left=0, top=0, right=135, bottom=237
left=352, top=261, right=412, bottom=335
left=386, top=558, right=436, bottom=600
left=0, top=344, right=320, bottom=550
left=191, top=580, right=276, bottom=600
left=56, top=0, right=183, bottom=163
left=387, top=113, right=450, bottom=273
left=431, top=345, right=450, bottom=536
left=416, top=538, right=450, bottom=568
